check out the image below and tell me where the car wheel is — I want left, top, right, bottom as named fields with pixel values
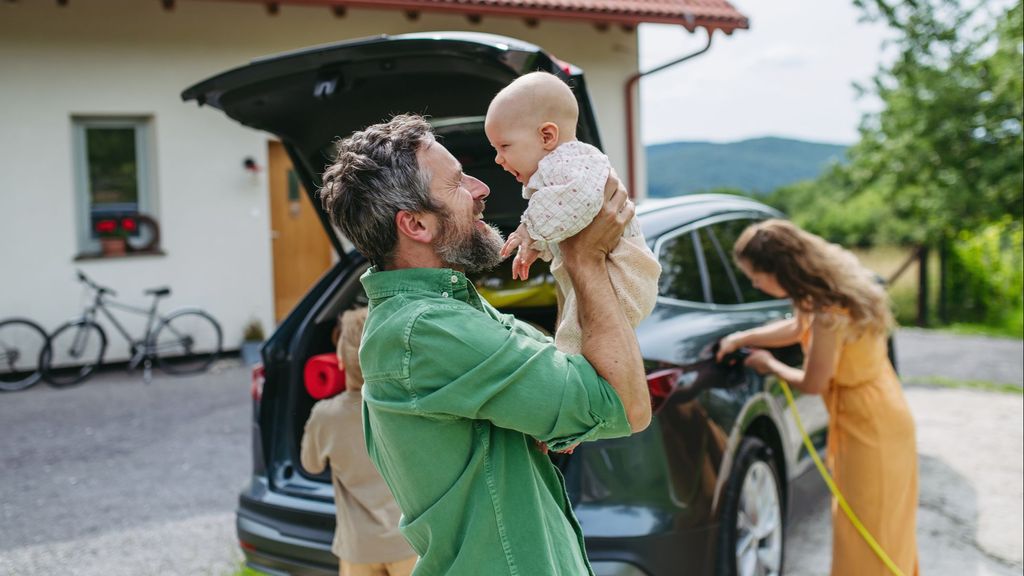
left=717, top=437, right=784, bottom=576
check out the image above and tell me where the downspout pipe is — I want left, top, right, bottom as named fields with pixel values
left=625, top=30, right=714, bottom=197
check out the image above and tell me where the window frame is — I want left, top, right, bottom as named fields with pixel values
left=653, top=211, right=789, bottom=310
left=655, top=228, right=707, bottom=304
left=72, top=116, right=156, bottom=256
left=701, top=226, right=745, bottom=305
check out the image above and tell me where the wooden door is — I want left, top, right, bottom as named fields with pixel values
left=268, top=141, right=333, bottom=322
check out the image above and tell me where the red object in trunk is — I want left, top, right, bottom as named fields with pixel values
left=303, top=353, right=346, bottom=399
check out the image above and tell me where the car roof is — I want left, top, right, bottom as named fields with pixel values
left=637, top=193, right=784, bottom=239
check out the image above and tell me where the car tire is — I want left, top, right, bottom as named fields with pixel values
left=717, top=437, right=784, bottom=576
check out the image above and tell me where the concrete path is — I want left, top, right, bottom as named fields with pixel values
left=786, top=386, right=1023, bottom=576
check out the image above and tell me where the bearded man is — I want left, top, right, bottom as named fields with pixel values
left=319, top=114, right=649, bottom=576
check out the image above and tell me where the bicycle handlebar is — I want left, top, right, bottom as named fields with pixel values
left=76, top=270, right=117, bottom=297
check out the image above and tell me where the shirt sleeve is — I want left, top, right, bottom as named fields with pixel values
left=405, top=304, right=631, bottom=451
left=521, top=150, right=609, bottom=245
left=300, top=403, right=328, bottom=474
left=492, top=307, right=553, bottom=344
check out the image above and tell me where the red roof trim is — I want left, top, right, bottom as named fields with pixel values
left=203, top=0, right=749, bottom=33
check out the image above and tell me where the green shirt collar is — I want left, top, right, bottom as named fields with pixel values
left=361, top=266, right=473, bottom=304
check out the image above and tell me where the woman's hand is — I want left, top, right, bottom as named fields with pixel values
left=716, top=332, right=744, bottom=362
left=744, top=348, right=777, bottom=375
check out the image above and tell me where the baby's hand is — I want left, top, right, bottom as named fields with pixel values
left=501, top=223, right=530, bottom=260
left=512, top=245, right=542, bottom=281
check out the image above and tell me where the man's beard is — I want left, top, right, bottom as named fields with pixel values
left=434, top=212, right=505, bottom=274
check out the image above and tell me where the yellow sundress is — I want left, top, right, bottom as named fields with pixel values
left=800, top=311, right=920, bottom=576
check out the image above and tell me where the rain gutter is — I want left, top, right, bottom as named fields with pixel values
left=625, top=31, right=715, bottom=197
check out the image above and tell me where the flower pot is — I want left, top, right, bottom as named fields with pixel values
left=100, top=237, right=127, bottom=257
left=241, top=340, right=264, bottom=366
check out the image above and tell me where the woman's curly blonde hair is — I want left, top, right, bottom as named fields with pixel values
left=734, top=219, right=893, bottom=335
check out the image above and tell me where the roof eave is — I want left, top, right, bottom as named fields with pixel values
left=193, top=0, right=749, bottom=34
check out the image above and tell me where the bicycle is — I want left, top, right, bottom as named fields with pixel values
left=40, top=271, right=223, bottom=386
left=0, top=318, right=49, bottom=392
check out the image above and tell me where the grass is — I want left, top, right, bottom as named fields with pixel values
left=941, top=321, right=1024, bottom=340
left=851, top=245, right=934, bottom=327
left=905, top=375, right=1023, bottom=395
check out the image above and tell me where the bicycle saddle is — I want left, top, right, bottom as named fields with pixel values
left=145, top=287, right=171, bottom=297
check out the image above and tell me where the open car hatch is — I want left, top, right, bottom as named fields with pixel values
left=182, top=31, right=603, bottom=261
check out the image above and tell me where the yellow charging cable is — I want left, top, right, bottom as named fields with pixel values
left=777, top=379, right=906, bottom=576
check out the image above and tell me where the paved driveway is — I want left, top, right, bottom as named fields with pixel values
left=1, top=330, right=1021, bottom=576
left=0, top=360, right=248, bottom=576
left=895, top=328, right=1023, bottom=386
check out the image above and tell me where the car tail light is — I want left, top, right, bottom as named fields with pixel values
left=251, top=363, right=265, bottom=403
left=647, top=367, right=683, bottom=412
left=239, top=539, right=257, bottom=552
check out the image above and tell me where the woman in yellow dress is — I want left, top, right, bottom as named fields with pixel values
left=717, top=219, right=920, bottom=576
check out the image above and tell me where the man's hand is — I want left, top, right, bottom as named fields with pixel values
left=560, top=172, right=632, bottom=267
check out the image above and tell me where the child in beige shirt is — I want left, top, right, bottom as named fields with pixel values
left=301, top=307, right=417, bottom=576
left=484, top=71, right=661, bottom=354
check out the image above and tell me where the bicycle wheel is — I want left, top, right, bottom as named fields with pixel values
left=41, top=320, right=107, bottom=387
left=152, top=309, right=222, bottom=374
left=0, top=318, right=48, bottom=392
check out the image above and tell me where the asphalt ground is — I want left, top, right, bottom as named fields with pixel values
left=1, top=330, right=1021, bottom=576
left=894, top=328, right=1023, bottom=386
left=0, top=359, right=249, bottom=576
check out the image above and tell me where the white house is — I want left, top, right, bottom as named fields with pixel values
left=0, top=0, right=746, bottom=360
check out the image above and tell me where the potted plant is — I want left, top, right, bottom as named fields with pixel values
left=240, top=318, right=265, bottom=365
left=96, top=219, right=128, bottom=257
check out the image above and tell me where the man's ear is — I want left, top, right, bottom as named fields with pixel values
left=395, top=210, right=436, bottom=244
left=539, top=122, right=560, bottom=151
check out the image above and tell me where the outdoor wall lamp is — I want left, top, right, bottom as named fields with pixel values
left=243, top=157, right=262, bottom=174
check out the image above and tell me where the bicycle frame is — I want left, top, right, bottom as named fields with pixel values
left=79, top=290, right=163, bottom=365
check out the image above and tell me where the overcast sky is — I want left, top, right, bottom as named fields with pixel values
left=637, top=0, right=894, bottom=146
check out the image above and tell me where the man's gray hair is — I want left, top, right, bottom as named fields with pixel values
left=320, top=114, right=439, bottom=269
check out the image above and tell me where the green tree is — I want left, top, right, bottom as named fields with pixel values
left=842, top=0, right=1023, bottom=244
left=781, top=1, right=1023, bottom=329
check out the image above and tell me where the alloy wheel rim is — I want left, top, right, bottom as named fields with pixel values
left=735, top=460, right=782, bottom=576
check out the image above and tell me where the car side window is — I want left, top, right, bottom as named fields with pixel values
left=657, top=231, right=705, bottom=302
left=697, top=227, right=743, bottom=305
left=710, top=218, right=779, bottom=303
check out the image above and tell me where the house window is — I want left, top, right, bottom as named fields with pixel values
left=73, top=118, right=159, bottom=257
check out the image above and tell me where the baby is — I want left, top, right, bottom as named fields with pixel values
left=484, top=71, right=661, bottom=354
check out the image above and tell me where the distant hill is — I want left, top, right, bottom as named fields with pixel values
left=645, top=137, right=848, bottom=197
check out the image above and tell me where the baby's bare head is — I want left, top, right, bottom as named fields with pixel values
left=487, top=72, right=579, bottom=140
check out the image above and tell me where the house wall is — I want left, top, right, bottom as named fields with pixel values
left=0, top=0, right=643, bottom=357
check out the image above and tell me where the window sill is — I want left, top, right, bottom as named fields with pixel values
left=74, top=248, right=166, bottom=262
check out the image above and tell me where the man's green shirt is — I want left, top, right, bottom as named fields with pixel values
left=359, top=266, right=632, bottom=576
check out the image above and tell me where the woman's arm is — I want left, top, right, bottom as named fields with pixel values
left=744, top=314, right=840, bottom=396
left=717, top=316, right=802, bottom=361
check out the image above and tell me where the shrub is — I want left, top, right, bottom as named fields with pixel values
left=947, top=218, right=1024, bottom=336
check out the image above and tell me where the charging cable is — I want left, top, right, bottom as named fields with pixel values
left=777, top=378, right=906, bottom=576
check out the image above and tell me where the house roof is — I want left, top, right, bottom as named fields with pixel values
left=214, top=0, right=749, bottom=34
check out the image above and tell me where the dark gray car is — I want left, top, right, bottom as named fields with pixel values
left=182, top=32, right=828, bottom=576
